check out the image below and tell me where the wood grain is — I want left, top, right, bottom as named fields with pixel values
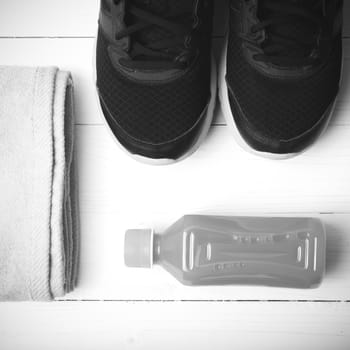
left=0, top=1, right=350, bottom=349
left=0, top=302, right=349, bottom=350
left=0, top=0, right=349, bottom=38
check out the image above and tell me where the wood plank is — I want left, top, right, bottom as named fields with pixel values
left=0, top=0, right=99, bottom=38
left=0, top=38, right=349, bottom=126
left=0, top=302, right=349, bottom=350
left=57, top=124, right=350, bottom=301
left=0, top=0, right=227, bottom=38
left=77, top=124, right=350, bottom=215
left=0, top=0, right=349, bottom=38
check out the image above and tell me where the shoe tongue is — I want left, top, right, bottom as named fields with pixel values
left=133, top=0, right=169, bottom=14
left=258, top=0, right=322, bottom=61
left=130, top=0, right=195, bottom=55
left=133, top=0, right=194, bottom=15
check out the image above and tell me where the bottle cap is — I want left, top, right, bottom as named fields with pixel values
left=124, top=229, right=154, bottom=268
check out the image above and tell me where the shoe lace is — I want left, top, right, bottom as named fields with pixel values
left=246, top=0, right=327, bottom=67
left=114, top=0, right=196, bottom=70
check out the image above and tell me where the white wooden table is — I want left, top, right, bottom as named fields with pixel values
left=0, top=1, right=350, bottom=349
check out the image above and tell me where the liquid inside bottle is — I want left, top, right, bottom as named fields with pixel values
left=124, top=215, right=326, bottom=288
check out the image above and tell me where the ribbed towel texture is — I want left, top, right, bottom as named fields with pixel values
left=0, top=66, right=79, bottom=301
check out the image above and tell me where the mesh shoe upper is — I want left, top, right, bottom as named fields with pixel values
left=97, top=30, right=211, bottom=144
left=226, top=0, right=343, bottom=147
left=96, top=0, right=213, bottom=149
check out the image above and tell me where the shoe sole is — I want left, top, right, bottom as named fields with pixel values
left=93, top=33, right=217, bottom=166
left=218, top=34, right=342, bottom=160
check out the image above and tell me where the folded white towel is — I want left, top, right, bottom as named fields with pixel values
left=0, top=66, right=79, bottom=301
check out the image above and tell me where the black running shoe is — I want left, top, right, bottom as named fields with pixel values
left=96, top=0, right=216, bottom=164
left=220, top=0, right=343, bottom=158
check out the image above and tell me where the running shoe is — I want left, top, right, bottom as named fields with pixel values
left=220, top=0, right=343, bottom=158
left=96, top=0, right=216, bottom=164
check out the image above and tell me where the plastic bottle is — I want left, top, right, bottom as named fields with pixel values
left=124, top=215, right=326, bottom=288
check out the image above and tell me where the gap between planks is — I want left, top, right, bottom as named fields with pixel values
left=56, top=299, right=350, bottom=303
